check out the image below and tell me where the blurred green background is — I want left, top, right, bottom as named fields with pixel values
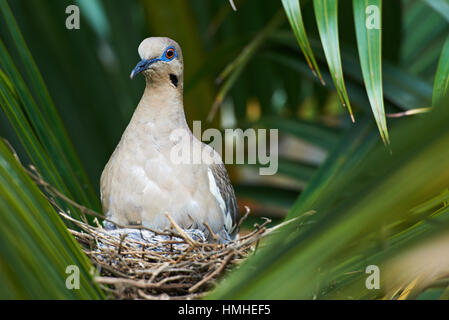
left=0, top=0, right=448, bottom=299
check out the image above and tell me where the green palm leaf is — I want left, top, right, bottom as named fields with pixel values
left=313, top=0, right=354, bottom=122
left=0, top=0, right=99, bottom=211
left=353, top=0, right=389, bottom=145
left=0, top=64, right=87, bottom=222
left=433, top=36, right=449, bottom=105
left=0, top=139, right=103, bottom=299
left=424, top=0, right=449, bottom=22
left=281, top=0, right=325, bottom=84
left=208, top=97, right=449, bottom=299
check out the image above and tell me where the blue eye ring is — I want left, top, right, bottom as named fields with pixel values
left=162, top=46, right=177, bottom=61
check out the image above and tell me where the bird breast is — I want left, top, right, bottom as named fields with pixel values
left=100, top=122, right=226, bottom=235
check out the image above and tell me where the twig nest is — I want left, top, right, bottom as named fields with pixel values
left=97, top=227, right=207, bottom=251
left=59, top=210, right=278, bottom=300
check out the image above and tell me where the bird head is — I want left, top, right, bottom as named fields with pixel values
left=130, top=37, right=183, bottom=87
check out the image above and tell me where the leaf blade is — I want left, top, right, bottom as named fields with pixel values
left=281, top=0, right=325, bottom=84
left=313, top=0, right=354, bottom=121
left=424, top=0, right=449, bottom=22
left=0, top=0, right=99, bottom=210
left=353, top=0, right=389, bottom=144
left=432, top=35, right=449, bottom=105
left=0, top=140, right=104, bottom=299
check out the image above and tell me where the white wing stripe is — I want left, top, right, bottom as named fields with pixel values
left=207, top=168, right=233, bottom=232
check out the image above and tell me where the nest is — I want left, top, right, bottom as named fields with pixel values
left=60, top=209, right=275, bottom=300
left=21, top=161, right=285, bottom=300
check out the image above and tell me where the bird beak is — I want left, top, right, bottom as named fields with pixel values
left=130, top=58, right=160, bottom=79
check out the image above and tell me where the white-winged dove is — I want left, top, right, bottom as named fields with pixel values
left=100, top=37, right=239, bottom=242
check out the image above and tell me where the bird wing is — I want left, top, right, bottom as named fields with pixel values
left=208, top=163, right=239, bottom=236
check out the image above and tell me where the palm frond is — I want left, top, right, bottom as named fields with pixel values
left=281, top=0, right=324, bottom=84
left=0, top=0, right=100, bottom=212
left=353, top=0, right=388, bottom=145
left=432, top=35, right=449, bottom=105
left=209, top=97, right=449, bottom=299
left=0, top=139, right=103, bottom=299
left=313, top=0, right=354, bottom=121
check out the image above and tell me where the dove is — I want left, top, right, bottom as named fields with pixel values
left=100, top=37, right=239, bottom=242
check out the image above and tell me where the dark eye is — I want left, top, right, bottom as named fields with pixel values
left=165, top=48, right=175, bottom=60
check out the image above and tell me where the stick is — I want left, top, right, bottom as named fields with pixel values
left=189, top=251, right=234, bottom=293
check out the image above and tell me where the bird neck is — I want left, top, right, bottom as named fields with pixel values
left=130, top=77, right=190, bottom=140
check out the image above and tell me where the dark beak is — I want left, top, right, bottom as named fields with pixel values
left=130, top=58, right=159, bottom=79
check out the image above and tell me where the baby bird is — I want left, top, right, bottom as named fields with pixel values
left=100, top=37, right=239, bottom=242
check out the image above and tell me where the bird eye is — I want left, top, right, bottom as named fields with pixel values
left=165, top=48, right=175, bottom=60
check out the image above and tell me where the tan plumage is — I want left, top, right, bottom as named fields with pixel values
left=100, top=37, right=239, bottom=242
